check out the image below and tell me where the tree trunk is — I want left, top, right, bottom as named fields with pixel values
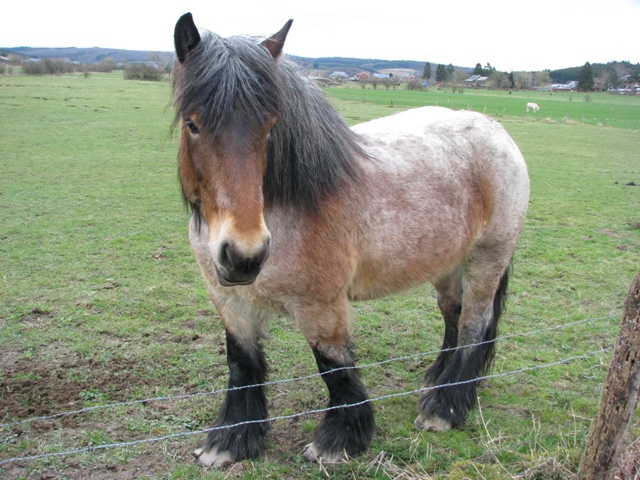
left=578, top=272, right=640, bottom=480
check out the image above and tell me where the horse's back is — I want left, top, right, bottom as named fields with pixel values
left=354, top=106, right=522, bottom=159
left=353, top=106, right=528, bottom=212
left=347, top=107, right=529, bottom=300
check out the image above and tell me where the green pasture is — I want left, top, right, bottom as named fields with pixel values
left=1, top=72, right=639, bottom=479
left=327, top=83, right=640, bottom=129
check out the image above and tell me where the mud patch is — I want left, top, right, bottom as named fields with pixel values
left=1, top=352, right=155, bottom=421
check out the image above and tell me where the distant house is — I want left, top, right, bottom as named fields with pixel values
left=354, top=71, right=371, bottom=81
left=327, top=71, right=349, bottom=84
left=329, top=71, right=349, bottom=79
left=399, top=73, right=417, bottom=82
left=465, top=75, right=488, bottom=86
left=547, top=81, right=578, bottom=91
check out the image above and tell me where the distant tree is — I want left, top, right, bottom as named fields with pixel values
left=407, top=79, right=424, bottom=91
left=422, top=62, right=431, bottom=80
left=101, top=57, right=116, bottom=72
left=607, top=69, right=619, bottom=89
left=435, top=64, right=447, bottom=82
left=473, top=62, right=496, bottom=76
left=535, top=70, right=552, bottom=87
left=514, top=71, right=534, bottom=89
left=488, top=71, right=511, bottom=89
left=577, top=62, right=594, bottom=91
left=452, top=67, right=470, bottom=84
left=484, top=63, right=495, bottom=75
left=509, top=71, right=515, bottom=88
left=446, top=64, right=455, bottom=81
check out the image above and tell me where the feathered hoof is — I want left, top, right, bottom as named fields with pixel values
left=193, top=447, right=235, bottom=468
left=414, top=414, right=452, bottom=432
left=303, top=442, right=348, bottom=465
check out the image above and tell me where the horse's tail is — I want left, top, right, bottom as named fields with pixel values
left=480, top=266, right=509, bottom=376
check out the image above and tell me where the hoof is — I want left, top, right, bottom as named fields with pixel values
left=303, top=442, right=348, bottom=465
left=193, top=447, right=234, bottom=468
left=414, top=414, right=452, bottom=432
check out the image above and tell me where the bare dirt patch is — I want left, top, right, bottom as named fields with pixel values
left=0, top=348, right=203, bottom=478
left=1, top=351, right=154, bottom=421
left=0, top=340, right=316, bottom=478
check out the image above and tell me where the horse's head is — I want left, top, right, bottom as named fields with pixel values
left=173, top=13, right=292, bottom=286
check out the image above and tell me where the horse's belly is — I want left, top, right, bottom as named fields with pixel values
left=348, top=202, right=475, bottom=301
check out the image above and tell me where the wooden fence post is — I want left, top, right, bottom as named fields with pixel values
left=578, top=271, right=640, bottom=480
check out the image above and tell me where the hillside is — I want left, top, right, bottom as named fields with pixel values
left=3, top=46, right=637, bottom=81
left=1, top=46, right=173, bottom=65
left=550, top=61, right=640, bottom=83
left=290, top=56, right=429, bottom=76
left=0, top=46, right=435, bottom=75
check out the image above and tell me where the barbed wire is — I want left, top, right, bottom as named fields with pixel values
left=0, top=314, right=617, bottom=429
left=0, top=346, right=612, bottom=467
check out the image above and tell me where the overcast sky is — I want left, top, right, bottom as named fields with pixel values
left=2, top=0, right=638, bottom=72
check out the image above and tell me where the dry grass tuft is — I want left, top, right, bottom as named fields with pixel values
left=613, top=439, right=640, bottom=480
left=363, top=450, right=434, bottom=480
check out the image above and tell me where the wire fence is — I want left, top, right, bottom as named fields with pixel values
left=0, top=314, right=619, bottom=467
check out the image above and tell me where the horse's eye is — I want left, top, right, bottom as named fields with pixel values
left=185, top=121, right=200, bottom=135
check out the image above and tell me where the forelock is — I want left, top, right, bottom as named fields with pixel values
left=172, top=32, right=281, bottom=132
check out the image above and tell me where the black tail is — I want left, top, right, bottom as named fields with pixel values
left=480, top=267, right=509, bottom=376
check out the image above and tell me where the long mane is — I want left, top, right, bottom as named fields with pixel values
left=172, top=31, right=365, bottom=210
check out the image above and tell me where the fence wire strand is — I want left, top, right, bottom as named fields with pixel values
left=0, top=347, right=612, bottom=467
left=0, top=314, right=618, bottom=467
left=0, top=314, right=617, bottom=429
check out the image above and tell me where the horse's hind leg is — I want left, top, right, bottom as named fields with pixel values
left=423, top=269, right=463, bottom=388
left=296, top=296, right=375, bottom=464
left=416, top=251, right=510, bottom=432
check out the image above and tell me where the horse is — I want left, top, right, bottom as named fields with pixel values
left=526, top=102, right=540, bottom=112
left=172, top=13, right=530, bottom=467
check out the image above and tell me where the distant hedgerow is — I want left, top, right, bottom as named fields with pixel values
left=22, top=58, right=76, bottom=76
left=406, top=79, right=425, bottom=91
left=123, top=64, right=165, bottom=81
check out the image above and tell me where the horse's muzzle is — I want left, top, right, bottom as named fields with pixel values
left=215, top=239, right=270, bottom=287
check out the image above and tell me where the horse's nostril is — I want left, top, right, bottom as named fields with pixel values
left=255, top=239, right=270, bottom=266
left=217, top=240, right=270, bottom=282
left=219, top=241, right=233, bottom=269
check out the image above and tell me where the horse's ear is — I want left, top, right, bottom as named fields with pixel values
left=174, top=13, right=201, bottom=64
left=261, top=20, right=293, bottom=59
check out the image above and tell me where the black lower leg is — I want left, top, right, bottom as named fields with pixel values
left=419, top=343, right=484, bottom=427
left=423, top=320, right=458, bottom=385
left=205, top=333, right=269, bottom=460
left=422, top=298, right=462, bottom=386
left=312, top=346, right=374, bottom=457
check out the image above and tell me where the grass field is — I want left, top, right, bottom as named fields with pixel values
left=1, top=72, right=639, bottom=479
left=327, top=83, right=640, bottom=130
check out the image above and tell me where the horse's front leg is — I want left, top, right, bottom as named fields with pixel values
left=195, top=305, right=269, bottom=468
left=297, top=298, right=375, bottom=464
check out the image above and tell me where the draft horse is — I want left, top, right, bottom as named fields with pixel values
left=172, top=13, right=530, bottom=467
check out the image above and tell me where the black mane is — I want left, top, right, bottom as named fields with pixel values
left=172, top=31, right=364, bottom=210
